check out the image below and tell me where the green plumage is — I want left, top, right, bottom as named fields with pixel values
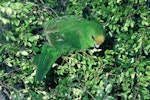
left=34, top=16, right=105, bottom=81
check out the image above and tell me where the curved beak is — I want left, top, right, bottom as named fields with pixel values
left=94, top=44, right=100, bottom=48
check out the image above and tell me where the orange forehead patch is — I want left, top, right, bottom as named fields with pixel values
left=95, top=35, right=105, bottom=45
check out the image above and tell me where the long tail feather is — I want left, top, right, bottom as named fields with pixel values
left=33, top=45, right=62, bottom=81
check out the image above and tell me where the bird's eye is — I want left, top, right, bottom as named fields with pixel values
left=92, top=35, right=95, bottom=40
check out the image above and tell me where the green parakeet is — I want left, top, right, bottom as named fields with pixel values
left=34, top=16, right=105, bottom=81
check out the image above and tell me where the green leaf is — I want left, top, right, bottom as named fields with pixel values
left=26, top=2, right=34, bottom=8
left=96, top=90, right=105, bottom=100
left=0, top=56, right=2, bottom=62
left=6, top=7, right=12, bottom=15
left=28, top=35, right=39, bottom=42
left=82, top=96, right=89, bottom=100
left=105, top=84, right=113, bottom=94
left=21, top=50, right=29, bottom=56
left=104, top=96, right=115, bottom=100
left=10, top=36, right=16, bottom=41
left=14, top=20, right=20, bottom=26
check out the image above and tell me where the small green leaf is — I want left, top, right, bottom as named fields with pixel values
left=123, top=26, right=128, bottom=31
left=10, top=36, right=16, bottom=41
left=142, top=20, right=149, bottom=26
left=0, top=56, right=2, bottom=62
left=21, top=50, right=29, bottom=56
left=14, top=20, right=20, bottom=26
left=27, top=42, right=32, bottom=47
left=28, top=35, right=39, bottom=42
left=82, top=96, right=89, bottom=100
left=6, top=36, right=9, bottom=41
left=6, top=7, right=12, bottom=15
left=105, top=84, right=113, bottom=94
left=104, top=96, right=115, bottom=100
left=96, top=90, right=105, bottom=100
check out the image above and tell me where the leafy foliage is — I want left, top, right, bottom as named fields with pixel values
left=0, top=0, right=150, bottom=100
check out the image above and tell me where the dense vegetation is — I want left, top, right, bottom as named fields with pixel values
left=0, top=0, right=150, bottom=100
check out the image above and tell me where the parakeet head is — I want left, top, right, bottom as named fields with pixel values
left=84, top=20, right=105, bottom=49
left=92, top=34, right=105, bottom=48
left=78, top=20, right=105, bottom=49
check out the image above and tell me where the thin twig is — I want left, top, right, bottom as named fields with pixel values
left=43, top=6, right=59, bottom=18
left=133, top=88, right=139, bottom=100
left=0, top=67, right=22, bottom=78
left=76, top=77, right=95, bottom=100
